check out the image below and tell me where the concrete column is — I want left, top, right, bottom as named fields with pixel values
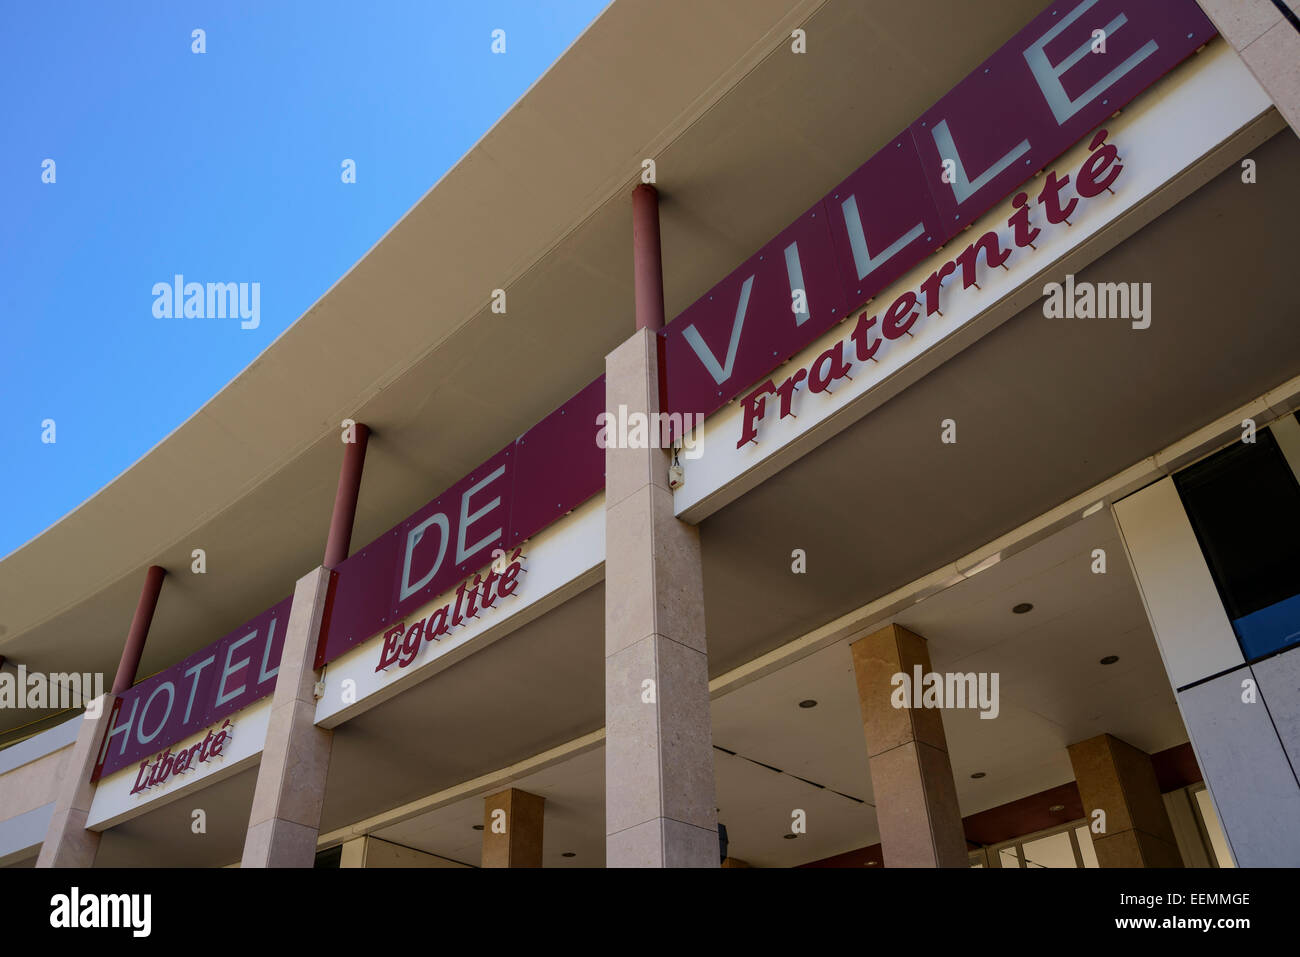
left=1067, top=734, right=1182, bottom=867
left=242, top=566, right=333, bottom=867
left=604, top=328, right=718, bottom=867
left=1195, top=0, right=1300, bottom=136
left=849, top=623, right=967, bottom=867
left=481, top=788, right=545, bottom=868
left=34, top=695, right=116, bottom=867
left=1115, top=477, right=1300, bottom=866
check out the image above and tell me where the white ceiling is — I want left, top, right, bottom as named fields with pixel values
left=346, top=506, right=1186, bottom=868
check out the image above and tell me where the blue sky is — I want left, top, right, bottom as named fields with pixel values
left=0, top=0, right=608, bottom=559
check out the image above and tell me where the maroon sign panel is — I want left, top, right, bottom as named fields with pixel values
left=316, top=375, right=606, bottom=667
left=661, top=204, right=848, bottom=424
left=909, top=0, right=1217, bottom=235
left=94, top=596, right=292, bottom=780
left=662, top=0, right=1214, bottom=420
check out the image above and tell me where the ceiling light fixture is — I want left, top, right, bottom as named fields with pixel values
left=1100, top=655, right=1119, bottom=665
left=1049, top=804, right=1066, bottom=812
left=971, top=772, right=986, bottom=779
left=798, top=699, right=818, bottom=709
left=1012, top=603, right=1034, bottom=614
left=562, top=852, right=576, bottom=858
left=783, top=833, right=798, bottom=840
left=472, top=824, right=484, bottom=831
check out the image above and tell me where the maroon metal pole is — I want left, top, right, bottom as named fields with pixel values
left=111, top=565, right=166, bottom=694
left=632, top=183, right=666, bottom=333
left=324, top=422, right=370, bottom=569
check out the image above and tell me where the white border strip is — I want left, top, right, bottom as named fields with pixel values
left=315, top=494, right=605, bottom=727
left=87, top=696, right=271, bottom=831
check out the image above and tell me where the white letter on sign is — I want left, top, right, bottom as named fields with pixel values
left=456, top=466, right=506, bottom=566
left=681, top=275, right=754, bottom=386
left=784, top=242, right=811, bottom=327
left=1023, top=0, right=1157, bottom=126
left=929, top=119, right=1030, bottom=206
left=840, top=194, right=924, bottom=281
left=400, top=513, right=451, bottom=601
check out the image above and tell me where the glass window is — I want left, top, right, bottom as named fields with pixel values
left=986, top=822, right=1096, bottom=868
left=1020, top=830, right=1075, bottom=868
left=1174, top=424, right=1300, bottom=660
left=313, top=845, right=342, bottom=868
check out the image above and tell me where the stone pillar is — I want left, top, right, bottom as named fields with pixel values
left=1195, top=0, right=1300, bottom=137
left=849, top=623, right=967, bottom=867
left=604, top=328, right=718, bottom=867
left=481, top=788, right=545, bottom=868
left=34, top=695, right=116, bottom=867
left=242, top=566, right=333, bottom=867
left=1067, top=734, right=1183, bottom=867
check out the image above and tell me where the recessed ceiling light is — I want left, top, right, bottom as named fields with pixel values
left=1049, top=804, right=1066, bottom=812
left=1012, top=603, right=1034, bottom=615
left=971, top=772, right=986, bottom=779
left=784, top=833, right=799, bottom=840
left=798, top=699, right=818, bottom=709
left=1100, top=655, right=1119, bottom=665
left=865, top=860, right=879, bottom=866
left=472, top=824, right=484, bottom=831
left=561, top=852, right=576, bottom=858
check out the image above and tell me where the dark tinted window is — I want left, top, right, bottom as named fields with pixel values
left=1175, top=422, right=1300, bottom=660
left=314, top=845, right=343, bottom=868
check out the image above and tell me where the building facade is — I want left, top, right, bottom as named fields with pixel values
left=2, top=0, right=1300, bottom=869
